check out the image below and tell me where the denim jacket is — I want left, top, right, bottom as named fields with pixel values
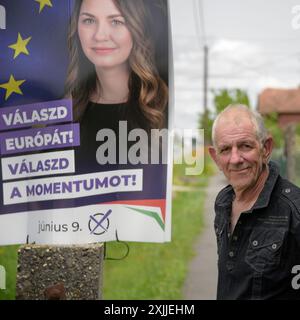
left=214, top=161, right=300, bottom=300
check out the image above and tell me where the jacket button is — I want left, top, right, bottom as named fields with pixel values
left=284, top=188, right=291, bottom=194
left=226, top=261, right=234, bottom=271
left=272, top=244, right=277, bottom=250
left=252, top=240, right=258, bottom=247
left=229, top=251, right=234, bottom=258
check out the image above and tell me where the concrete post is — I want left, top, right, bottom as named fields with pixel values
left=16, top=243, right=104, bottom=300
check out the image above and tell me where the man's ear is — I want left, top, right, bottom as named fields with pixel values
left=262, top=135, right=273, bottom=163
left=208, top=146, right=218, bottom=164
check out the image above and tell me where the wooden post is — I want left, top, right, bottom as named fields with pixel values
left=284, top=124, right=296, bottom=183
left=16, top=243, right=104, bottom=300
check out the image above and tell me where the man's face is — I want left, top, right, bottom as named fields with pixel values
left=209, top=113, right=272, bottom=193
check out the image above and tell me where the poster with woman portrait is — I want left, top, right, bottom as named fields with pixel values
left=0, top=0, right=172, bottom=245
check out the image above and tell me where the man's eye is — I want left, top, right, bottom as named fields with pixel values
left=220, top=148, right=229, bottom=154
left=241, top=144, right=252, bottom=151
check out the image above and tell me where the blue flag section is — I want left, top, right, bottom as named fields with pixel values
left=0, top=0, right=71, bottom=107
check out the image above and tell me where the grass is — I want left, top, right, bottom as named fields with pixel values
left=173, top=148, right=214, bottom=187
left=102, top=157, right=213, bottom=299
left=0, top=157, right=212, bottom=300
left=103, top=189, right=206, bottom=299
left=0, top=245, right=19, bottom=300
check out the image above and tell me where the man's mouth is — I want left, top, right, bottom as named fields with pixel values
left=230, top=167, right=250, bottom=173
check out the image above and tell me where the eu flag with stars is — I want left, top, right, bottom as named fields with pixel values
left=0, top=0, right=72, bottom=107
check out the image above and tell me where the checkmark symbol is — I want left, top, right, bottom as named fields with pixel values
left=89, top=209, right=112, bottom=235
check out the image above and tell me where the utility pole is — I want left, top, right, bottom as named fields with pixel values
left=203, top=45, right=210, bottom=144
left=203, top=45, right=209, bottom=113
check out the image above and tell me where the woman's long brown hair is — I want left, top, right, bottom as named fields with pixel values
left=65, top=0, right=168, bottom=130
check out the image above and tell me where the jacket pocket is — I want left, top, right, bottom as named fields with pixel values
left=245, top=228, right=285, bottom=273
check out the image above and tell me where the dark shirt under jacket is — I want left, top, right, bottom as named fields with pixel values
left=214, top=161, right=300, bottom=300
left=75, top=102, right=127, bottom=173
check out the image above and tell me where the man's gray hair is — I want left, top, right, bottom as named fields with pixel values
left=211, top=104, right=268, bottom=147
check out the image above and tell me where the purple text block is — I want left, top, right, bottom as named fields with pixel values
left=0, top=99, right=73, bottom=131
left=0, top=123, right=80, bottom=155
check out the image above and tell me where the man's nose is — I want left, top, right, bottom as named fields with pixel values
left=93, top=22, right=109, bottom=41
left=229, top=147, right=243, bottom=164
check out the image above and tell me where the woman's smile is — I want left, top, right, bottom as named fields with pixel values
left=92, top=46, right=117, bottom=54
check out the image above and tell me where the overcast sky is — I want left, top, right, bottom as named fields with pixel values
left=169, top=0, right=300, bottom=130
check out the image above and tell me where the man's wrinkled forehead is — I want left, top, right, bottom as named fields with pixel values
left=217, top=110, right=256, bottom=131
left=214, top=110, right=258, bottom=141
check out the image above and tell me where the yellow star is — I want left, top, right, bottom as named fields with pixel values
left=8, top=33, right=32, bottom=59
left=35, top=0, right=53, bottom=13
left=0, top=75, right=26, bottom=100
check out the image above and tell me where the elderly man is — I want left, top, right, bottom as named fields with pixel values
left=209, top=104, right=300, bottom=300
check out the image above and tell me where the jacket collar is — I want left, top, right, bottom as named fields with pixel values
left=215, top=161, right=280, bottom=211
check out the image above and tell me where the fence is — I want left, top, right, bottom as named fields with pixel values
left=271, top=148, right=300, bottom=187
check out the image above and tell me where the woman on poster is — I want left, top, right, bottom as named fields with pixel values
left=65, top=0, right=169, bottom=206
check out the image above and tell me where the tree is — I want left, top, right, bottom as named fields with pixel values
left=263, top=112, right=284, bottom=149
left=213, top=89, right=250, bottom=114
left=198, top=109, right=214, bottom=146
left=199, top=88, right=250, bottom=145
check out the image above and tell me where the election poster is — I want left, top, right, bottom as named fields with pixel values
left=0, top=0, right=172, bottom=245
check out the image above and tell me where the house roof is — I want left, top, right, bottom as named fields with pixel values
left=258, top=88, right=300, bottom=114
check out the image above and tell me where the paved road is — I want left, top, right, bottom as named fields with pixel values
left=182, top=172, right=227, bottom=300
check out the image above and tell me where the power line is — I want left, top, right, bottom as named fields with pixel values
left=198, top=0, right=206, bottom=45
left=193, top=0, right=205, bottom=46
left=210, top=52, right=300, bottom=73
left=209, top=74, right=299, bottom=79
